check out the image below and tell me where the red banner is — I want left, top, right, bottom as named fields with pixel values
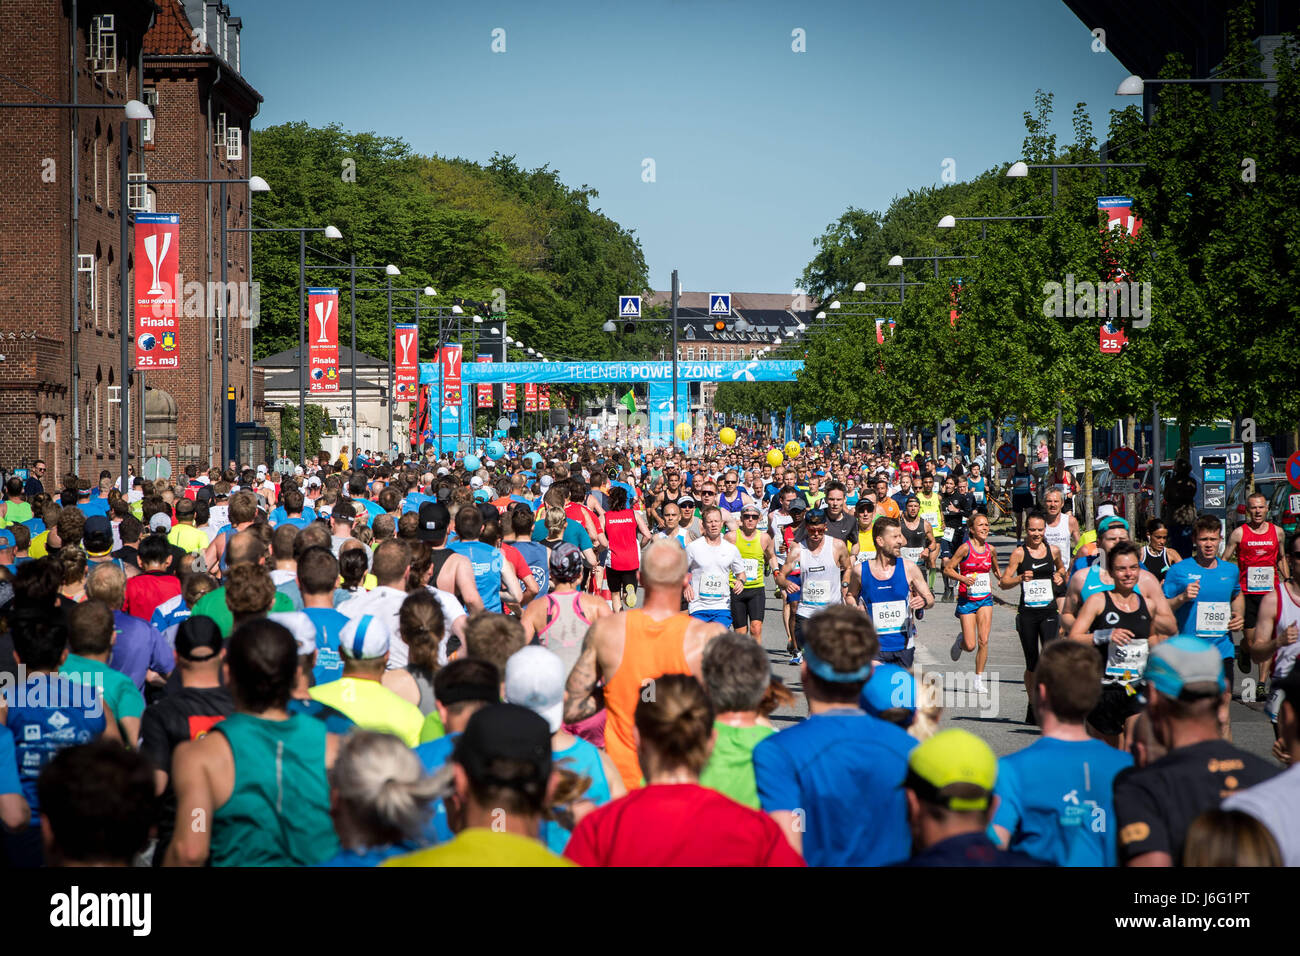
left=524, top=383, right=538, bottom=412
left=504, top=383, right=516, bottom=408
left=440, top=345, right=462, bottom=406
left=475, top=356, right=493, bottom=408
left=395, top=323, right=418, bottom=403
left=133, top=213, right=181, bottom=369
left=539, top=384, right=550, bottom=411
left=307, top=288, right=340, bottom=393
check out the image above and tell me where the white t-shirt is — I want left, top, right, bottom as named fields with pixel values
left=1222, top=765, right=1300, bottom=867
left=338, top=584, right=466, bottom=669
left=685, top=537, right=745, bottom=613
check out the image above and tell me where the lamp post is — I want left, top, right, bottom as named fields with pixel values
left=1005, top=161, right=1147, bottom=208
left=937, top=213, right=1046, bottom=240
left=229, top=224, right=342, bottom=466
left=1116, top=73, right=1277, bottom=124
left=367, top=285, right=438, bottom=455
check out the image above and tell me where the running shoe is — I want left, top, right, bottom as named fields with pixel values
left=950, top=633, right=964, bottom=661
left=974, top=673, right=987, bottom=695
left=789, top=651, right=803, bottom=665
left=623, top=584, right=637, bottom=608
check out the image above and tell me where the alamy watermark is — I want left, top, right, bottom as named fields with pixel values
left=1, top=666, right=105, bottom=719
left=1042, top=274, right=1150, bottom=328
left=144, top=275, right=261, bottom=328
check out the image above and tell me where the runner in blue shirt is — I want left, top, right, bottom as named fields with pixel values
left=990, top=640, right=1132, bottom=866
left=0, top=724, right=30, bottom=829
left=1162, top=514, right=1244, bottom=697
left=753, top=605, right=915, bottom=866
left=297, top=546, right=350, bottom=686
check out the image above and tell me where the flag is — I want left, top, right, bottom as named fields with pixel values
left=620, top=389, right=636, bottom=414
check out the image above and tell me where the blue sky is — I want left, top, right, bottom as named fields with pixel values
left=244, top=0, right=1132, bottom=293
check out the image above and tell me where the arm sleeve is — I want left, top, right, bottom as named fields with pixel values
left=116, top=682, right=147, bottom=720
left=1112, top=771, right=1170, bottom=863
left=753, top=736, right=800, bottom=813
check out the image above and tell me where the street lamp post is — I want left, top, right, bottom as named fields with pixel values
left=229, top=224, right=342, bottom=465
left=1006, top=161, right=1147, bottom=208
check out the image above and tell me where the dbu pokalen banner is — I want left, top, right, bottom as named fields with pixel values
left=307, top=288, right=340, bottom=393
left=504, top=382, right=516, bottom=408
left=539, top=384, right=550, bottom=411
left=134, top=213, right=181, bottom=369
left=440, top=345, right=463, bottom=406
left=395, top=323, right=418, bottom=403
left=476, top=356, right=493, bottom=408
left=524, top=383, right=538, bottom=411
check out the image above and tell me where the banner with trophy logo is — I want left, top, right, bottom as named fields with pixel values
left=503, top=382, right=516, bottom=408
left=476, top=355, right=493, bottom=408
left=307, top=288, right=340, bottom=393
left=394, top=324, right=418, bottom=403
left=539, top=384, right=550, bottom=411
left=524, top=383, right=538, bottom=411
left=133, top=213, right=181, bottom=370
left=440, top=345, right=463, bottom=406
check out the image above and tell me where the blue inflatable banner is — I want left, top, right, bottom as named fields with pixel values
left=419, top=359, right=802, bottom=385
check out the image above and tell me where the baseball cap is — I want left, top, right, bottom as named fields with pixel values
left=338, top=613, right=390, bottom=660
left=539, top=475, right=554, bottom=492
left=905, top=729, right=997, bottom=811
left=149, top=512, right=172, bottom=532
left=436, top=467, right=450, bottom=477
left=788, top=497, right=808, bottom=513
left=0, top=530, right=14, bottom=550
left=549, top=542, right=584, bottom=583
left=175, top=616, right=224, bottom=661
left=677, top=496, right=696, bottom=508
left=417, top=501, right=451, bottom=541
left=470, top=476, right=484, bottom=489
left=83, top=514, right=114, bottom=554
left=859, top=662, right=917, bottom=727
left=256, top=464, right=268, bottom=476
left=1145, top=636, right=1227, bottom=700
left=294, top=465, right=305, bottom=477
left=740, top=503, right=761, bottom=517
left=453, top=703, right=552, bottom=792
left=268, top=611, right=317, bottom=656
left=473, top=488, right=491, bottom=504
left=504, top=646, right=566, bottom=733
left=305, top=476, right=322, bottom=489
left=804, top=509, right=827, bottom=526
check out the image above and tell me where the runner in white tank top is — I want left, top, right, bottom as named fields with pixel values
left=1256, top=563, right=1300, bottom=725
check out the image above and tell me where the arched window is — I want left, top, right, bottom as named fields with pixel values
left=699, top=346, right=709, bottom=361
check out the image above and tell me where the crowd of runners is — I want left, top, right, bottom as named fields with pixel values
left=0, top=429, right=1295, bottom=868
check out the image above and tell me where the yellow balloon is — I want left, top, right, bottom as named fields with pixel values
left=675, top=422, right=692, bottom=441
left=784, top=441, right=801, bottom=459
left=767, top=449, right=784, bottom=467
left=719, top=427, right=737, bottom=446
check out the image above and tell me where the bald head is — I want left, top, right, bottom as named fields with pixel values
left=86, top=562, right=126, bottom=609
left=641, top=538, right=689, bottom=593
left=227, top=529, right=266, bottom=568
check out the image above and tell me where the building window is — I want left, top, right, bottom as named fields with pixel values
left=127, top=173, right=149, bottom=211
left=215, top=112, right=227, bottom=149
left=78, top=255, right=95, bottom=317
left=687, top=348, right=694, bottom=361
left=141, top=87, right=157, bottom=143
left=89, top=14, right=117, bottom=74
left=225, top=126, right=242, bottom=161
left=93, top=139, right=100, bottom=205
left=699, top=346, right=708, bottom=361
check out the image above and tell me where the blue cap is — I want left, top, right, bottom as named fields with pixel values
left=859, top=663, right=917, bottom=726
left=1096, top=515, right=1130, bottom=535
left=1146, top=636, right=1227, bottom=699
left=0, top=530, right=14, bottom=549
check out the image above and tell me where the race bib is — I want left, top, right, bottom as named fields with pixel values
left=942, top=527, right=955, bottom=542
left=871, top=599, right=908, bottom=633
left=742, top=558, right=760, bottom=583
left=1246, top=566, right=1274, bottom=593
left=901, top=547, right=924, bottom=565
left=974, top=492, right=986, bottom=504
left=1023, top=578, right=1054, bottom=607
left=1105, top=638, right=1148, bottom=684
left=856, top=551, right=870, bottom=567
left=1196, top=601, right=1231, bottom=637
left=802, top=580, right=831, bottom=606
left=700, top=571, right=728, bottom=599
left=967, top=573, right=991, bottom=599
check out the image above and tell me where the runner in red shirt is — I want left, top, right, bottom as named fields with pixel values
left=563, top=674, right=804, bottom=867
left=1225, top=489, right=1287, bottom=680
left=122, top=534, right=182, bottom=621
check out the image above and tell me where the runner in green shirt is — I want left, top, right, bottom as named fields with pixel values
left=60, top=602, right=146, bottom=744
left=698, top=632, right=784, bottom=808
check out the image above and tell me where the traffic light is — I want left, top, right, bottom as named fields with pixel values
left=713, top=320, right=726, bottom=332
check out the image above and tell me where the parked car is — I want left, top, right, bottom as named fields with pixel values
left=1225, top=474, right=1299, bottom=535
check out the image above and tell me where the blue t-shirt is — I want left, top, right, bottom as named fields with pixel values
left=303, top=607, right=349, bottom=685
left=512, top=541, right=550, bottom=595
left=77, top=497, right=111, bottom=519
left=611, top=480, right=637, bottom=503
left=352, top=497, right=385, bottom=527
left=529, top=518, right=592, bottom=552
left=314, top=843, right=420, bottom=867
left=4, top=674, right=107, bottom=817
left=0, top=724, right=22, bottom=797
left=402, top=492, right=435, bottom=515
left=991, top=736, right=1133, bottom=867
left=150, top=593, right=191, bottom=639
left=270, top=504, right=317, bottom=527
left=449, top=540, right=505, bottom=613
left=1162, top=557, right=1241, bottom=657
left=416, top=733, right=459, bottom=844
left=753, top=709, right=916, bottom=866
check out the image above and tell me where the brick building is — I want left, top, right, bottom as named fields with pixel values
left=0, top=0, right=260, bottom=485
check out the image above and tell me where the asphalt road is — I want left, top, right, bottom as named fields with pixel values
left=755, top=533, right=1280, bottom=762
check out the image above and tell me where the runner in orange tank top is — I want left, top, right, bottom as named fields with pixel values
left=564, top=540, right=728, bottom=789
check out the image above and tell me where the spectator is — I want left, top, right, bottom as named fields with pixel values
left=38, top=742, right=155, bottom=868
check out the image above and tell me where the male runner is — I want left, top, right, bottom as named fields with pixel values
left=725, top=503, right=778, bottom=644
left=856, top=517, right=934, bottom=669
left=1223, top=490, right=1286, bottom=680
left=775, top=509, right=853, bottom=665
left=685, top=505, right=747, bottom=629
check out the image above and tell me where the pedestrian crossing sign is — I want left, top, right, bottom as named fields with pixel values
left=710, top=293, right=731, bottom=316
left=619, top=296, right=641, bottom=317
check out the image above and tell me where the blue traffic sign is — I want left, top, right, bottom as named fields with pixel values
left=709, top=293, right=731, bottom=316
left=619, top=295, right=641, bottom=317
left=1108, top=446, right=1139, bottom=478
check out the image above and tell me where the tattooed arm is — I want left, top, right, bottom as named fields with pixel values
left=564, top=618, right=607, bottom=724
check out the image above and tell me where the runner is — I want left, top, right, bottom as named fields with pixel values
left=1163, top=515, right=1245, bottom=740
left=521, top=543, right=610, bottom=679
left=944, top=513, right=1000, bottom=695
left=563, top=539, right=727, bottom=790
left=856, top=517, right=934, bottom=669
left=872, top=474, right=901, bottom=521
left=724, top=503, right=778, bottom=644
left=1042, top=489, right=1079, bottom=564
left=1010, top=452, right=1035, bottom=541
left=899, top=494, right=938, bottom=580
left=684, top=505, right=747, bottom=629
left=1140, top=518, right=1181, bottom=583
left=603, top=485, right=650, bottom=611
left=775, top=508, right=852, bottom=664
left=997, top=509, right=1067, bottom=723
left=1068, top=540, right=1170, bottom=748
left=1246, top=535, right=1300, bottom=748
left=698, top=633, right=784, bottom=808
left=1223, top=490, right=1286, bottom=680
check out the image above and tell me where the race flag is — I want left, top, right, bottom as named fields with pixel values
left=620, top=389, right=636, bottom=415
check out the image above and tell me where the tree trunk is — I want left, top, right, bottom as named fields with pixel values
left=1083, top=411, right=1095, bottom=531
left=1178, top=421, right=1192, bottom=463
